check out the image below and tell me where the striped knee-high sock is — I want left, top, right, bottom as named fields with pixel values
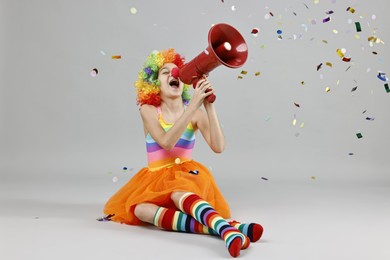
left=153, top=207, right=250, bottom=249
left=178, top=192, right=248, bottom=258
left=153, top=206, right=214, bottom=234
left=229, top=220, right=264, bottom=242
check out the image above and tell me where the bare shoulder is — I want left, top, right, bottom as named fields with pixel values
left=140, top=104, right=157, bottom=118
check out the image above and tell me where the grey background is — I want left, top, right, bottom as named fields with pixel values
left=1, top=0, right=389, bottom=259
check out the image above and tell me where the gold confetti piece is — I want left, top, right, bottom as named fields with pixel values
left=325, top=62, right=332, bottom=67
left=332, top=29, right=339, bottom=34
left=301, top=81, right=305, bottom=85
left=346, top=7, right=355, bottom=13
left=325, top=87, right=331, bottom=92
left=255, top=72, right=261, bottom=76
left=299, top=122, right=305, bottom=128
left=112, top=55, right=122, bottom=59
left=175, top=158, right=181, bottom=164
left=130, top=7, right=137, bottom=14
left=237, top=76, right=243, bottom=79
left=311, top=176, right=316, bottom=180
left=241, top=70, right=248, bottom=75
left=336, top=49, right=344, bottom=58
left=292, top=119, right=297, bottom=126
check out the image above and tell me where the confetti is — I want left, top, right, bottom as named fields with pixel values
left=346, top=7, right=355, bottom=13
left=371, top=14, right=377, bottom=20
left=366, top=117, right=375, bottom=121
left=351, top=86, right=358, bottom=92
left=231, top=5, right=236, bottom=11
left=362, top=110, right=367, bottom=114
left=314, top=0, right=319, bottom=4
left=345, top=65, right=352, bottom=72
left=255, top=72, right=261, bottom=76
left=311, top=176, right=316, bottom=180
left=189, top=170, right=199, bottom=175
left=325, top=62, right=333, bottom=67
left=336, top=49, right=345, bottom=58
left=97, top=214, right=115, bottom=222
left=241, top=70, right=248, bottom=75
left=292, top=118, right=297, bottom=126
left=325, top=87, right=331, bottom=92
left=317, top=63, right=323, bottom=71
left=301, top=81, right=305, bottom=85
left=237, top=76, right=243, bottom=79
left=385, top=83, right=390, bottom=93
left=277, top=29, right=283, bottom=34
left=356, top=132, right=363, bottom=139
left=112, top=177, right=118, bottom=182
left=294, top=102, right=300, bottom=108
left=372, top=51, right=378, bottom=55
left=299, top=122, right=305, bottom=128
left=123, top=167, right=127, bottom=170
left=332, top=29, right=339, bottom=34
left=112, top=55, right=122, bottom=59
left=348, top=152, right=354, bottom=156
left=175, top=158, right=181, bottom=164
left=355, top=22, right=362, bottom=32
left=264, top=13, right=271, bottom=20
left=261, top=177, right=269, bottom=181
left=269, top=12, right=274, bottom=16
left=342, top=57, right=351, bottom=62
left=251, top=28, right=259, bottom=37
left=100, top=50, right=106, bottom=55
left=323, top=17, right=331, bottom=23
left=377, top=72, right=388, bottom=82
left=322, top=40, right=328, bottom=44
left=130, top=7, right=137, bottom=14
left=90, top=68, right=98, bottom=77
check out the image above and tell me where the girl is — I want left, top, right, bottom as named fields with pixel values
left=103, top=49, right=263, bottom=257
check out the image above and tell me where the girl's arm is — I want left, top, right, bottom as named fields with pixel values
left=196, top=102, right=225, bottom=153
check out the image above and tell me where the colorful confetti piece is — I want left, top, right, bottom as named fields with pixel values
left=346, top=7, right=355, bottom=13
left=294, top=102, right=300, bottom=108
left=326, top=62, right=333, bottom=68
left=112, top=55, right=122, bottom=59
left=377, top=72, right=388, bottom=82
left=342, top=57, right=351, bottom=62
left=261, top=177, right=269, bottom=181
left=241, top=70, right=248, bottom=75
left=255, top=72, right=261, bottom=76
left=175, top=158, right=181, bottom=164
left=323, top=17, right=331, bottom=23
left=355, top=22, right=362, bottom=32
left=366, top=117, right=375, bottom=121
left=130, top=7, right=137, bottom=14
left=277, top=29, right=283, bottom=34
left=90, top=68, right=98, bottom=77
left=325, top=87, right=331, bottom=92
left=351, top=86, right=358, bottom=92
left=317, top=63, right=323, bottom=71
left=251, top=28, right=259, bottom=37
left=385, top=83, right=390, bottom=93
left=356, top=132, right=363, bottom=139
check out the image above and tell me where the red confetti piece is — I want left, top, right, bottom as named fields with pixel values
left=342, top=57, right=351, bottom=62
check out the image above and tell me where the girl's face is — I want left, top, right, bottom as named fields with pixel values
left=158, top=63, right=184, bottom=99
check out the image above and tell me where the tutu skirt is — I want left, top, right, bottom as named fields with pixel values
left=103, top=160, right=230, bottom=225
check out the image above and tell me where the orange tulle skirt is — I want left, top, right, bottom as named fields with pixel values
left=103, top=160, right=231, bottom=225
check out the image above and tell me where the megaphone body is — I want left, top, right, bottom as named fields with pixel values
left=172, top=23, right=248, bottom=103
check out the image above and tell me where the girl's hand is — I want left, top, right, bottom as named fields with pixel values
left=189, top=76, right=215, bottom=109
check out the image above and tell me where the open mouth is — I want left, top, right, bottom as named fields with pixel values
left=169, top=79, right=180, bottom=88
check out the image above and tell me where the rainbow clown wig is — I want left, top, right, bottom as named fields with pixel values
left=134, top=48, right=191, bottom=107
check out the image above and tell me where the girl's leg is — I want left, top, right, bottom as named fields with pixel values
left=171, top=191, right=246, bottom=258
left=134, top=203, right=250, bottom=249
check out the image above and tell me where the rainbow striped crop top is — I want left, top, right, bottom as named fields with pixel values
left=146, top=106, right=195, bottom=171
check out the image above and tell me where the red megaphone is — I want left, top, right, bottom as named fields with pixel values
left=171, top=23, right=248, bottom=103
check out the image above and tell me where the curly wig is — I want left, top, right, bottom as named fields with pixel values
left=134, top=48, right=191, bottom=107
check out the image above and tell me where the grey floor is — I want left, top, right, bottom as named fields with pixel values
left=1, top=172, right=389, bottom=260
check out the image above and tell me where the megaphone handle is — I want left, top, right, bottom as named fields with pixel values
left=192, top=82, right=216, bottom=103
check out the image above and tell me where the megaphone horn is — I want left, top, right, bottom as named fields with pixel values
left=172, top=23, right=248, bottom=103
